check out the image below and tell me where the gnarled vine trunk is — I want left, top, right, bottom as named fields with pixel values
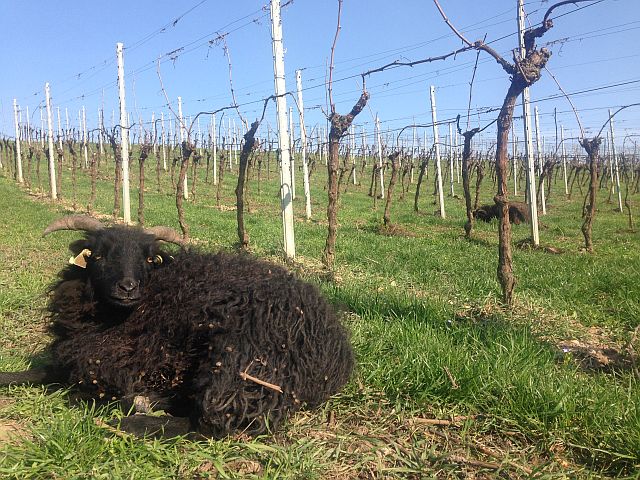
left=235, top=121, right=260, bottom=250
left=462, top=129, right=480, bottom=237
left=176, top=141, right=194, bottom=240
left=580, top=137, right=601, bottom=252
left=323, top=91, right=369, bottom=268
left=383, top=152, right=400, bottom=226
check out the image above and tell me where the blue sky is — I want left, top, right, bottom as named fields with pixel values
left=1, top=0, right=639, bottom=151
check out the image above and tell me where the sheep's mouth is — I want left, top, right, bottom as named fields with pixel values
left=108, top=295, right=142, bottom=308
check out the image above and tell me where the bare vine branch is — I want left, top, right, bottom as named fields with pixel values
left=328, top=0, right=343, bottom=114
left=596, top=103, right=640, bottom=139
left=542, top=0, right=597, bottom=24
left=157, top=58, right=187, bottom=139
left=466, top=37, right=484, bottom=131
left=361, top=45, right=472, bottom=78
left=220, top=36, right=247, bottom=127
left=433, top=0, right=515, bottom=75
left=543, top=65, right=585, bottom=139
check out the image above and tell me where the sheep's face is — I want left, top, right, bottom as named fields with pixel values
left=472, top=207, right=492, bottom=222
left=70, top=227, right=170, bottom=309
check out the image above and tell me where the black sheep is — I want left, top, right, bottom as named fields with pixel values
left=0, top=216, right=354, bottom=438
left=473, top=201, right=530, bottom=225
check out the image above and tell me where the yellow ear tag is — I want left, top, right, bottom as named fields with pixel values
left=69, top=249, right=92, bottom=268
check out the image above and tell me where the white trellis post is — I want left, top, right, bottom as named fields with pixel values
left=375, top=115, right=385, bottom=199
left=233, top=119, right=238, bottom=166
left=561, top=125, right=568, bottom=195
left=518, top=0, right=540, bottom=244
left=227, top=117, right=233, bottom=169
left=98, top=108, right=105, bottom=156
left=56, top=107, right=63, bottom=154
left=324, top=127, right=329, bottom=166
left=151, top=112, right=157, bottom=156
left=44, top=83, right=57, bottom=200
left=448, top=122, right=454, bottom=196
left=127, top=113, right=132, bottom=148
left=424, top=121, right=429, bottom=157
left=40, top=107, right=45, bottom=148
left=82, top=106, right=89, bottom=168
left=361, top=126, right=366, bottom=169
left=608, top=109, right=623, bottom=212
left=211, top=113, right=218, bottom=185
left=177, top=96, right=188, bottom=199
left=455, top=128, right=461, bottom=183
left=411, top=125, right=417, bottom=184
left=25, top=106, right=31, bottom=146
left=197, top=116, right=203, bottom=156
left=511, top=128, right=518, bottom=196
left=512, top=127, right=518, bottom=195
left=77, top=109, right=82, bottom=144
left=116, top=42, right=131, bottom=224
left=270, top=0, right=295, bottom=259
left=534, top=107, right=546, bottom=215
left=161, top=112, right=167, bottom=171
left=429, top=85, right=446, bottom=218
left=351, top=126, right=357, bottom=184
left=295, top=70, right=311, bottom=219
left=288, top=106, right=296, bottom=200
left=13, top=99, right=23, bottom=183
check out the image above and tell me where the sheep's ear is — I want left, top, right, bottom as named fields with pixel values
left=69, top=249, right=92, bottom=269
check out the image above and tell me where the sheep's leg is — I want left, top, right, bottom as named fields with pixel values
left=118, top=393, right=181, bottom=415
left=109, top=414, right=196, bottom=439
left=0, top=366, right=67, bottom=386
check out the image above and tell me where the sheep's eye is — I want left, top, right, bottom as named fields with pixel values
left=147, top=255, right=163, bottom=265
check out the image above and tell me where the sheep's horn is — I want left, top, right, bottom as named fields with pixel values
left=43, top=215, right=104, bottom=236
left=144, top=226, right=185, bottom=246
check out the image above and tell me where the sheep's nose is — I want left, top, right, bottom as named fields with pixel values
left=117, top=278, right=140, bottom=293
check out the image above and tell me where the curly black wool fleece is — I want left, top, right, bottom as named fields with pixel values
left=473, top=201, right=530, bottom=225
left=48, top=242, right=354, bottom=438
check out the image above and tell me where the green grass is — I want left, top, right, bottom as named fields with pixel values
left=0, top=150, right=639, bottom=478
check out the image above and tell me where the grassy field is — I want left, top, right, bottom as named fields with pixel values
left=0, top=150, right=639, bottom=479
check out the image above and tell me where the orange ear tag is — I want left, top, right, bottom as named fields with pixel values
left=69, top=249, right=92, bottom=268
